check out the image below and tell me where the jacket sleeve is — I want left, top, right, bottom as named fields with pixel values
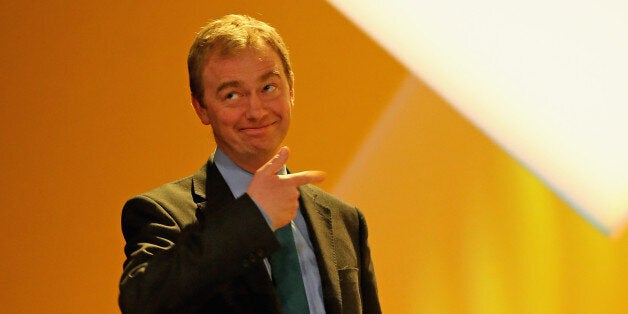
left=357, top=209, right=382, bottom=314
left=118, top=193, right=278, bottom=313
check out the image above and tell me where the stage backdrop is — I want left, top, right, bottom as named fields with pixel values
left=1, top=1, right=627, bottom=313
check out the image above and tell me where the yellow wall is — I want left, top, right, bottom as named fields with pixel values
left=1, top=1, right=626, bottom=313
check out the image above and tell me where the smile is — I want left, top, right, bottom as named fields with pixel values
left=239, top=121, right=278, bottom=135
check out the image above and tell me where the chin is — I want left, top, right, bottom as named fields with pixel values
left=236, top=144, right=270, bottom=157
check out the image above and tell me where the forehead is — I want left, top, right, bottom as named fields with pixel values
left=202, top=45, right=286, bottom=84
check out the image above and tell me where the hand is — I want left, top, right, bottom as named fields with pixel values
left=247, top=147, right=326, bottom=230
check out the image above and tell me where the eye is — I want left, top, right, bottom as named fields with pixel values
left=225, top=92, right=239, bottom=100
left=262, top=84, right=276, bottom=92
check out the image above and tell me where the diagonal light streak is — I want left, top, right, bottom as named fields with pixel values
left=328, top=0, right=628, bottom=236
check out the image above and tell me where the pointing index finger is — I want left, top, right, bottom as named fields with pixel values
left=283, top=170, right=327, bottom=187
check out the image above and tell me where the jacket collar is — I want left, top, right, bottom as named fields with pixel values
left=193, top=156, right=243, bottom=213
left=191, top=161, right=208, bottom=201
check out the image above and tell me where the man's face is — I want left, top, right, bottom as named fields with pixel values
left=192, top=44, right=293, bottom=171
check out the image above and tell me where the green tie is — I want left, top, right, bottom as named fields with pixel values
left=269, top=223, right=310, bottom=313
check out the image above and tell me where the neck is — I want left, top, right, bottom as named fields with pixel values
left=217, top=148, right=275, bottom=174
left=233, top=158, right=265, bottom=174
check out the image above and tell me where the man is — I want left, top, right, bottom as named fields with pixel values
left=119, top=14, right=380, bottom=313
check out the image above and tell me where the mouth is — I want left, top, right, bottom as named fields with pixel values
left=239, top=120, right=278, bottom=135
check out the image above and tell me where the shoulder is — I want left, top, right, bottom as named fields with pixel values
left=300, top=184, right=365, bottom=226
left=300, top=184, right=352, bottom=208
left=122, top=176, right=196, bottom=227
left=126, top=160, right=208, bottom=210
left=124, top=174, right=194, bottom=208
left=141, top=175, right=195, bottom=205
left=122, top=161, right=209, bottom=228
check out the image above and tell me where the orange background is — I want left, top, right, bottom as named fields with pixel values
left=1, top=1, right=627, bottom=313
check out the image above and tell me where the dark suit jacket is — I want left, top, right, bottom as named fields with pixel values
left=119, top=157, right=381, bottom=313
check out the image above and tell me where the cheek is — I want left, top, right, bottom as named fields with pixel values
left=213, top=108, right=244, bottom=127
left=271, top=99, right=292, bottom=116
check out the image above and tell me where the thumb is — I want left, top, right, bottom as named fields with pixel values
left=257, top=146, right=289, bottom=175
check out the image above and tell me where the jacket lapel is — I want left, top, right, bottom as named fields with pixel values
left=300, top=185, right=342, bottom=314
left=192, top=157, right=280, bottom=312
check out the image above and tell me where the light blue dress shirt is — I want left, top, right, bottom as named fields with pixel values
left=214, top=148, right=326, bottom=314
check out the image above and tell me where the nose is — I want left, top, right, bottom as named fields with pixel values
left=245, top=93, right=266, bottom=120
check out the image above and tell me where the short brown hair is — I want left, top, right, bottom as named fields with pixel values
left=187, top=14, right=293, bottom=103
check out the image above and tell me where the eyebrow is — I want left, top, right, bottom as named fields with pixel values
left=215, top=81, right=240, bottom=95
left=259, top=69, right=282, bottom=82
left=216, top=69, right=281, bottom=94
left=214, top=70, right=282, bottom=96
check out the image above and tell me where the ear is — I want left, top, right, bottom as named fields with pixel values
left=191, top=95, right=211, bottom=125
left=289, top=87, right=295, bottom=105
